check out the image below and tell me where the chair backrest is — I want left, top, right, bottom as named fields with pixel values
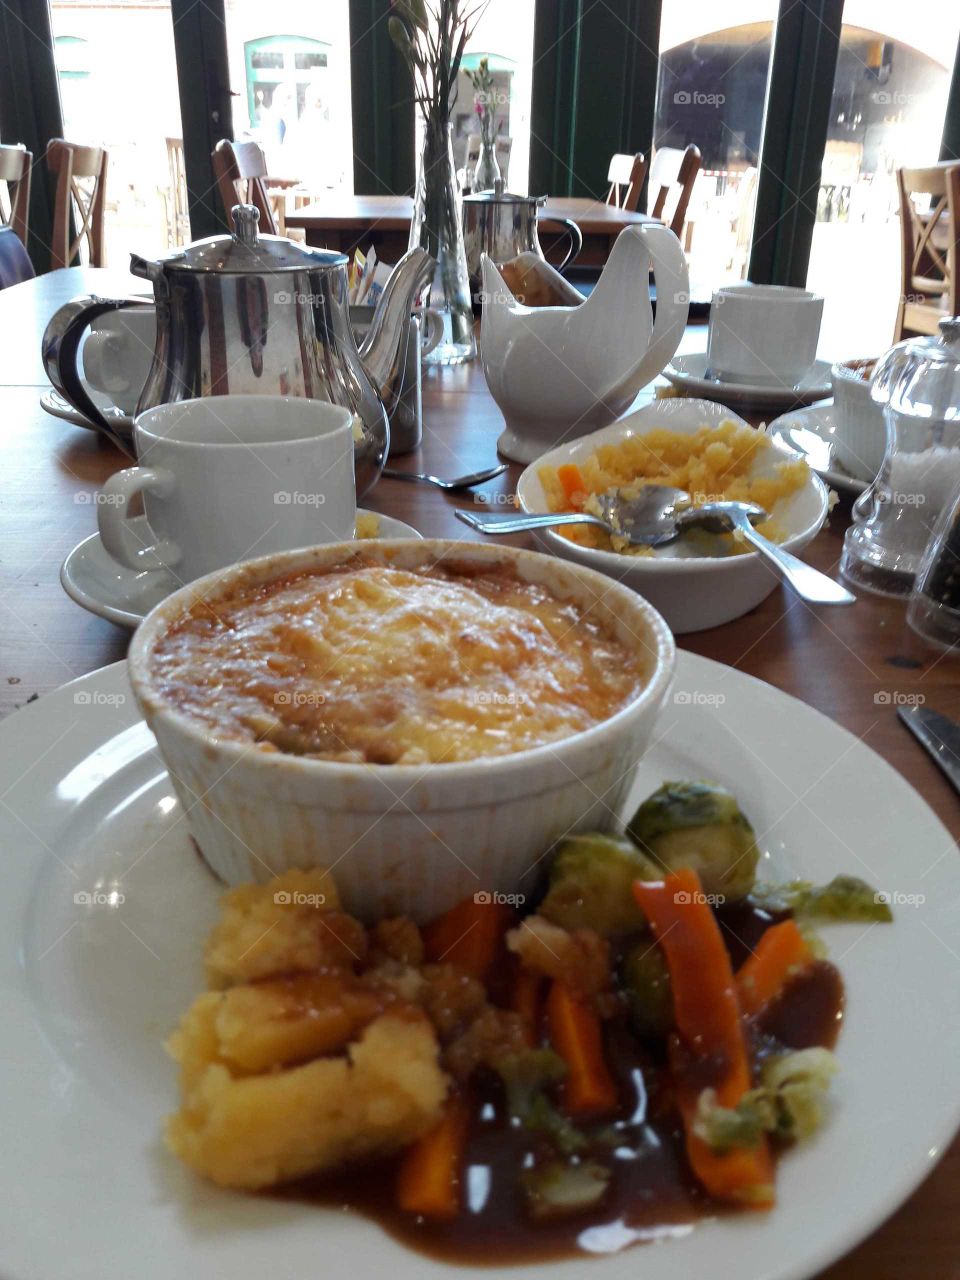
left=896, top=162, right=960, bottom=328
left=0, top=225, right=35, bottom=289
left=212, top=138, right=277, bottom=235
left=649, top=143, right=701, bottom=237
left=0, top=144, right=32, bottom=244
left=606, top=152, right=647, bottom=211
left=46, top=138, right=108, bottom=269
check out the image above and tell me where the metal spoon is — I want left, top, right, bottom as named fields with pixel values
left=456, top=484, right=689, bottom=546
left=383, top=462, right=508, bottom=490
left=675, top=501, right=856, bottom=605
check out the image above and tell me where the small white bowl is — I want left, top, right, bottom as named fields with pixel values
left=830, top=357, right=886, bottom=483
left=127, top=539, right=675, bottom=921
left=516, top=398, right=830, bottom=634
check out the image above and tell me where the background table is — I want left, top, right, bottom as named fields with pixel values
left=285, top=194, right=650, bottom=266
left=2, top=267, right=959, bottom=1279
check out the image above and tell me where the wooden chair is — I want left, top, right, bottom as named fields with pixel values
left=212, top=138, right=278, bottom=235
left=606, top=152, right=647, bottom=212
left=46, top=139, right=107, bottom=268
left=0, top=144, right=32, bottom=245
left=894, top=161, right=960, bottom=341
left=649, top=143, right=701, bottom=240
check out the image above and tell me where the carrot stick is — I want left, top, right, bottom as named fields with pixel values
left=512, top=968, right=543, bottom=1047
left=556, top=463, right=587, bottom=509
left=421, top=896, right=516, bottom=981
left=632, top=869, right=774, bottom=1207
left=396, top=1095, right=470, bottom=1220
left=736, top=919, right=813, bottom=1018
left=546, top=979, right=618, bottom=1117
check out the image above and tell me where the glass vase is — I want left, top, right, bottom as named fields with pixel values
left=473, top=135, right=500, bottom=192
left=409, top=120, right=476, bottom=366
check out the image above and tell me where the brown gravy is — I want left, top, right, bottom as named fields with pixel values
left=275, top=906, right=845, bottom=1265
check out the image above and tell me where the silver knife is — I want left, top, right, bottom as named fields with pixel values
left=898, top=705, right=960, bottom=796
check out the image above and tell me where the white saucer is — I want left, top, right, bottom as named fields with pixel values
left=40, top=388, right=135, bottom=439
left=664, top=353, right=833, bottom=409
left=767, top=404, right=870, bottom=496
left=60, top=511, right=423, bottom=629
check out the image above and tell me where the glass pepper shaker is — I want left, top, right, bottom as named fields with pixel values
left=907, top=477, right=960, bottom=650
left=841, top=317, right=960, bottom=596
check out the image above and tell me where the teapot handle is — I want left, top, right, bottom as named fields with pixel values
left=41, top=295, right=147, bottom=458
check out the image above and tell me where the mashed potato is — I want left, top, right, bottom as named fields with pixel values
left=167, top=871, right=448, bottom=1189
left=538, top=421, right=809, bottom=556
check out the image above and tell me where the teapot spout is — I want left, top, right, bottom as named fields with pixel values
left=359, top=247, right=435, bottom=413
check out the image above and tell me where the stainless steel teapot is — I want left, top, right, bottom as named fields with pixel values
left=462, top=178, right=582, bottom=295
left=42, top=205, right=434, bottom=498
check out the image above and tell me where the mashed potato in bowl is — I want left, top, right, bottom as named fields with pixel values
left=538, top=419, right=810, bottom=557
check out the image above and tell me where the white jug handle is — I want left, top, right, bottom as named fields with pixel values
left=641, top=221, right=690, bottom=377
left=97, top=466, right=181, bottom=573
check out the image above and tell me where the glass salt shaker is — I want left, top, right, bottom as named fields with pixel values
left=841, top=317, right=960, bottom=596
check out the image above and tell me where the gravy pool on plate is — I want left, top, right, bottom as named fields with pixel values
left=149, top=559, right=649, bottom=764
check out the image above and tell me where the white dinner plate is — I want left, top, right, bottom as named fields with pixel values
left=767, top=404, right=870, bottom=497
left=60, top=511, right=423, bottom=628
left=0, top=653, right=957, bottom=1280
left=664, top=354, right=833, bottom=409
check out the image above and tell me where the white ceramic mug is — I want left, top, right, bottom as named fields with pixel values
left=97, top=396, right=356, bottom=583
left=707, top=284, right=824, bottom=386
left=81, top=305, right=157, bottom=416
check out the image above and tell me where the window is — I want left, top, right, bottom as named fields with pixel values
left=806, top=3, right=960, bottom=354
left=224, top=2, right=353, bottom=194
left=655, top=7, right=779, bottom=297
left=50, top=3, right=187, bottom=261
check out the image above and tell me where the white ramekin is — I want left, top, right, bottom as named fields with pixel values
left=831, top=357, right=886, bottom=482
left=128, top=540, right=675, bottom=921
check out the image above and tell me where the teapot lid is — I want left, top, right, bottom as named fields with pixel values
left=463, top=178, right=546, bottom=206
left=157, top=205, right=347, bottom=274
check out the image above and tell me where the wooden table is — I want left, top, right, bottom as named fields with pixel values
left=285, top=194, right=650, bottom=267
left=2, top=268, right=959, bottom=1278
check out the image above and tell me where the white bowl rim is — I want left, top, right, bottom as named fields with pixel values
left=128, top=537, right=676, bottom=782
left=516, top=406, right=830, bottom=576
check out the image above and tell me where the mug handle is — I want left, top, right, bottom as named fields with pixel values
left=97, top=466, right=181, bottom=573
left=417, top=307, right=444, bottom=356
left=538, top=216, right=583, bottom=273
left=42, top=295, right=149, bottom=457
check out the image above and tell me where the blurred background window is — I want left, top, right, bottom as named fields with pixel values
left=224, top=1, right=353, bottom=193
left=805, top=1, right=960, bottom=353
left=654, top=5, right=779, bottom=298
left=50, top=0, right=185, bottom=263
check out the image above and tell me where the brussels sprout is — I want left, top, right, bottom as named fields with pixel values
left=539, top=833, right=659, bottom=936
left=627, top=781, right=760, bottom=902
left=521, top=1160, right=611, bottom=1220
left=750, top=875, right=893, bottom=923
left=620, top=940, right=674, bottom=1040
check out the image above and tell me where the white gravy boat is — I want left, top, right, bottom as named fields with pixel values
left=479, top=222, right=689, bottom=463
